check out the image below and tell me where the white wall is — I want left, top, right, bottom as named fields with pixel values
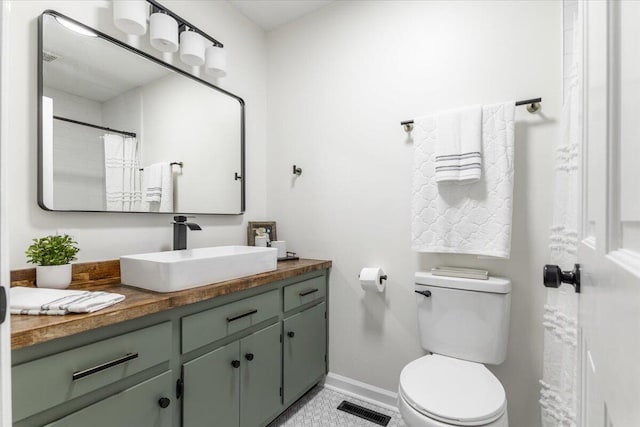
left=266, top=1, right=560, bottom=425
left=44, top=87, right=106, bottom=210
left=8, top=0, right=267, bottom=268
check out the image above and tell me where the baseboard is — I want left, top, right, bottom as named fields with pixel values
left=322, top=372, right=399, bottom=412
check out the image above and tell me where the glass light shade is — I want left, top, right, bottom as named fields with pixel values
left=205, top=46, right=227, bottom=77
left=149, top=12, right=178, bottom=53
left=180, top=31, right=205, bottom=66
left=113, top=0, right=148, bottom=36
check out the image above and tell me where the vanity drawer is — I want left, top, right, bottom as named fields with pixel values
left=44, top=370, right=173, bottom=427
left=12, top=322, right=172, bottom=422
left=283, top=275, right=326, bottom=312
left=181, top=289, right=279, bottom=354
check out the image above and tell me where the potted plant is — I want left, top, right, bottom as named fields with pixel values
left=25, top=234, right=80, bottom=289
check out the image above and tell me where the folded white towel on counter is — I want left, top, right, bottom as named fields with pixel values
left=412, top=101, right=515, bottom=258
left=10, top=287, right=125, bottom=316
left=435, top=105, right=482, bottom=184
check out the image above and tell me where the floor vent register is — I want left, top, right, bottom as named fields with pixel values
left=336, top=400, right=391, bottom=426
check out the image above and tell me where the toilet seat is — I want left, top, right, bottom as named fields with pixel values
left=399, top=354, right=506, bottom=426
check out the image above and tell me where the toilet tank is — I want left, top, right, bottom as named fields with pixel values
left=414, top=272, right=511, bottom=365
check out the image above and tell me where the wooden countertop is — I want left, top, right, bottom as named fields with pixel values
left=10, top=258, right=331, bottom=350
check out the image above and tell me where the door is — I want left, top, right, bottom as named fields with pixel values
left=183, top=342, right=240, bottom=427
left=239, top=323, right=281, bottom=427
left=283, top=302, right=326, bottom=404
left=0, top=2, right=10, bottom=426
left=580, top=1, right=640, bottom=426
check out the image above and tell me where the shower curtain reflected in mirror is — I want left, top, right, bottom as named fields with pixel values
left=103, top=133, right=141, bottom=212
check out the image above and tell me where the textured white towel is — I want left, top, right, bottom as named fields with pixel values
left=9, top=287, right=125, bottom=316
left=412, top=101, right=515, bottom=258
left=143, top=163, right=174, bottom=212
left=435, top=105, right=482, bottom=184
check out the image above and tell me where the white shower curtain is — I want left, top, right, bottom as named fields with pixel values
left=104, top=134, right=141, bottom=211
left=540, top=2, right=581, bottom=426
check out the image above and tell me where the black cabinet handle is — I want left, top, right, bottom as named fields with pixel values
left=287, top=331, right=295, bottom=338
left=72, top=352, right=139, bottom=381
left=415, top=290, right=432, bottom=298
left=298, top=288, right=319, bottom=297
left=158, top=397, right=171, bottom=409
left=231, top=360, right=241, bottom=368
left=245, top=353, right=254, bottom=361
left=226, top=309, right=258, bottom=322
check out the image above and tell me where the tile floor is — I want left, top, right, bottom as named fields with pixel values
left=268, top=386, right=407, bottom=427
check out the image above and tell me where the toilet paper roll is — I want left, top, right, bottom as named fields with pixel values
left=359, top=267, right=385, bottom=292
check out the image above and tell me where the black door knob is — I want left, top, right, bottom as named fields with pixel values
left=231, top=360, right=241, bottom=368
left=543, top=264, right=581, bottom=293
left=245, top=353, right=254, bottom=361
left=287, top=331, right=295, bottom=338
left=158, top=397, right=171, bottom=408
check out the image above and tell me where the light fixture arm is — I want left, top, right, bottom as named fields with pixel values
left=147, top=0, right=224, bottom=47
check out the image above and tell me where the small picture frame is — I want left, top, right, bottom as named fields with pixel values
left=247, top=221, right=277, bottom=246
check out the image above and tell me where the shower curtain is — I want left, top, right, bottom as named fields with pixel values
left=540, top=2, right=581, bottom=426
left=104, top=133, right=141, bottom=211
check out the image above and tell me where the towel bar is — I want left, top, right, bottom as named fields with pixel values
left=401, top=97, right=542, bottom=132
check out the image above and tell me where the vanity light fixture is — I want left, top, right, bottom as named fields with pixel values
left=55, top=16, right=98, bottom=37
left=112, top=0, right=148, bottom=35
left=110, top=0, right=226, bottom=73
left=149, top=11, right=179, bottom=52
left=205, top=45, right=227, bottom=77
left=180, top=29, right=206, bottom=66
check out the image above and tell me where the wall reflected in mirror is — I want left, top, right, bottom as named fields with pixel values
left=39, top=11, right=245, bottom=214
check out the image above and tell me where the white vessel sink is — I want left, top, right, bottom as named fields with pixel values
left=120, top=246, right=278, bottom=293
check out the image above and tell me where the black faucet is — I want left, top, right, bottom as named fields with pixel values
left=172, top=216, right=202, bottom=250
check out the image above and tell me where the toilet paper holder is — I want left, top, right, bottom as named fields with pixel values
left=358, top=272, right=388, bottom=284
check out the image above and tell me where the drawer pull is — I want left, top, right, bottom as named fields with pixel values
left=72, top=352, right=139, bottom=381
left=298, top=288, right=319, bottom=297
left=226, top=309, right=258, bottom=322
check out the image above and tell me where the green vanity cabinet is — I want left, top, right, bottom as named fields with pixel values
left=12, top=267, right=329, bottom=427
left=283, top=302, right=327, bottom=404
left=44, top=371, right=174, bottom=427
left=183, top=322, right=282, bottom=427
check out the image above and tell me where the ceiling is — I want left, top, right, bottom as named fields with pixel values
left=229, top=0, right=334, bottom=31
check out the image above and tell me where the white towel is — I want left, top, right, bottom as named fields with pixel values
left=9, top=287, right=125, bottom=316
left=143, top=163, right=163, bottom=202
left=143, top=163, right=174, bottom=212
left=435, top=105, right=482, bottom=184
left=412, top=101, right=515, bottom=258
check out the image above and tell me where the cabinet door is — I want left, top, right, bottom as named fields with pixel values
left=183, top=342, right=240, bottom=427
left=283, top=302, right=326, bottom=403
left=44, top=371, right=173, bottom=427
left=240, top=323, right=282, bottom=427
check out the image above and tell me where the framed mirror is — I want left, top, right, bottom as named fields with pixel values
left=38, top=10, right=245, bottom=214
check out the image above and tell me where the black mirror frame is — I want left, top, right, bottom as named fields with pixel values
left=37, top=10, right=246, bottom=215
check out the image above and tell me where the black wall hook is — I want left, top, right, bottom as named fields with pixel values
left=543, top=264, right=581, bottom=293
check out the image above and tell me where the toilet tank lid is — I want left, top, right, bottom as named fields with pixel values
left=415, top=272, right=511, bottom=294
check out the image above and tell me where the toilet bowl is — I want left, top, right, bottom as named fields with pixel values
left=399, top=273, right=512, bottom=427
left=398, top=355, right=507, bottom=427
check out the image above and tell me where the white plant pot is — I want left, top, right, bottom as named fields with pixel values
left=36, top=264, right=72, bottom=289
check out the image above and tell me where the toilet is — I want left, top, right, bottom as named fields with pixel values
left=398, top=272, right=512, bottom=427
